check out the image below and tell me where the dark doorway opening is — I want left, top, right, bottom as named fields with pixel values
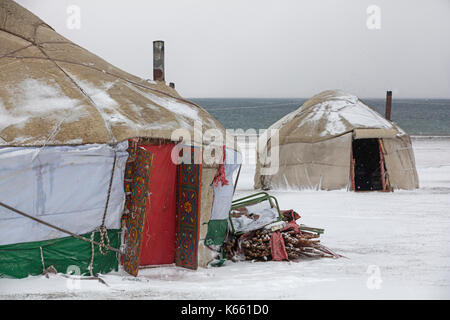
left=352, top=138, right=383, bottom=191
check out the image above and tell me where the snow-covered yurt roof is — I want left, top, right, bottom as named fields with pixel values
left=0, top=0, right=225, bottom=147
left=270, top=90, right=406, bottom=144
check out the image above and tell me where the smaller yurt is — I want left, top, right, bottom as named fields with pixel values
left=255, top=90, right=419, bottom=191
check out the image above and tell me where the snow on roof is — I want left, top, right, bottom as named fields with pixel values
left=301, top=92, right=394, bottom=135
left=0, top=0, right=224, bottom=147
left=270, top=90, right=407, bottom=143
left=1, top=78, right=86, bottom=132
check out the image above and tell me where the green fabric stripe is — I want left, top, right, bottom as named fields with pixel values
left=205, top=220, right=228, bottom=246
left=0, top=229, right=120, bottom=279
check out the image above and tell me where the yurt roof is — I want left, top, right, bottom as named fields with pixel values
left=0, top=0, right=225, bottom=147
left=270, top=90, right=406, bottom=144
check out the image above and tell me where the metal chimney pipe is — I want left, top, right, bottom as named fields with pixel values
left=153, top=40, right=165, bottom=82
left=385, top=91, right=392, bottom=120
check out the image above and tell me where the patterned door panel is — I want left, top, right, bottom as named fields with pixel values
left=175, top=147, right=202, bottom=270
left=122, top=143, right=153, bottom=276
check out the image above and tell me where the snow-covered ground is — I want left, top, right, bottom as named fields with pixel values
left=1, top=137, right=449, bottom=299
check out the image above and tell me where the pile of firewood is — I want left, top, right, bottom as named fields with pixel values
left=240, top=229, right=271, bottom=260
left=225, top=223, right=340, bottom=262
left=282, top=229, right=338, bottom=259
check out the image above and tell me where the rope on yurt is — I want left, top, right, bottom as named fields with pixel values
left=98, top=148, right=117, bottom=255
left=88, top=146, right=118, bottom=275
left=0, top=143, right=123, bottom=273
left=0, top=201, right=121, bottom=254
left=88, top=231, right=96, bottom=277
left=233, top=164, right=242, bottom=196
left=0, top=22, right=205, bottom=114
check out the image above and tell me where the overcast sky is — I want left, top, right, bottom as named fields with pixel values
left=16, top=0, right=450, bottom=99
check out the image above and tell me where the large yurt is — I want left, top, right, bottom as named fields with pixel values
left=255, top=90, right=419, bottom=191
left=0, top=0, right=240, bottom=278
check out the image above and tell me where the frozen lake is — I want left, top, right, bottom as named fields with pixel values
left=1, top=137, right=449, bottom=299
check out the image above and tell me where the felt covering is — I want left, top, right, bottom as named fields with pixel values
left=255, top=90, right=419, bottom=191
left=0, top=0, right=226, bottom=147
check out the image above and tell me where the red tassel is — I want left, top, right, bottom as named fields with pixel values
left=213, top=145, right=229, bottom=187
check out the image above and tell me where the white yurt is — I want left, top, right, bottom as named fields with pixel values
left=255, top=90, right=419, bottom=191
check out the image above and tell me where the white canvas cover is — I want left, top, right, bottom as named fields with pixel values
left=210, top=148, right=242, bottom=220
left=0, top=141, right=128, bottom=246
left=258, top=133, right=353, bottom=190
left=382, top=135, right=419, bottom=190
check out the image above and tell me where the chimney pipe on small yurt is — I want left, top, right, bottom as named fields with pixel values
left=153, top=40, right=165, bottom=82
left=385, top=91, right=392, bottom=120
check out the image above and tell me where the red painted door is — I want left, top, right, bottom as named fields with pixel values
left=139, top=144, right=177, bottom=265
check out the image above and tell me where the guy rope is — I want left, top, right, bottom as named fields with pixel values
left=0, top=201, right=121, bottom=254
